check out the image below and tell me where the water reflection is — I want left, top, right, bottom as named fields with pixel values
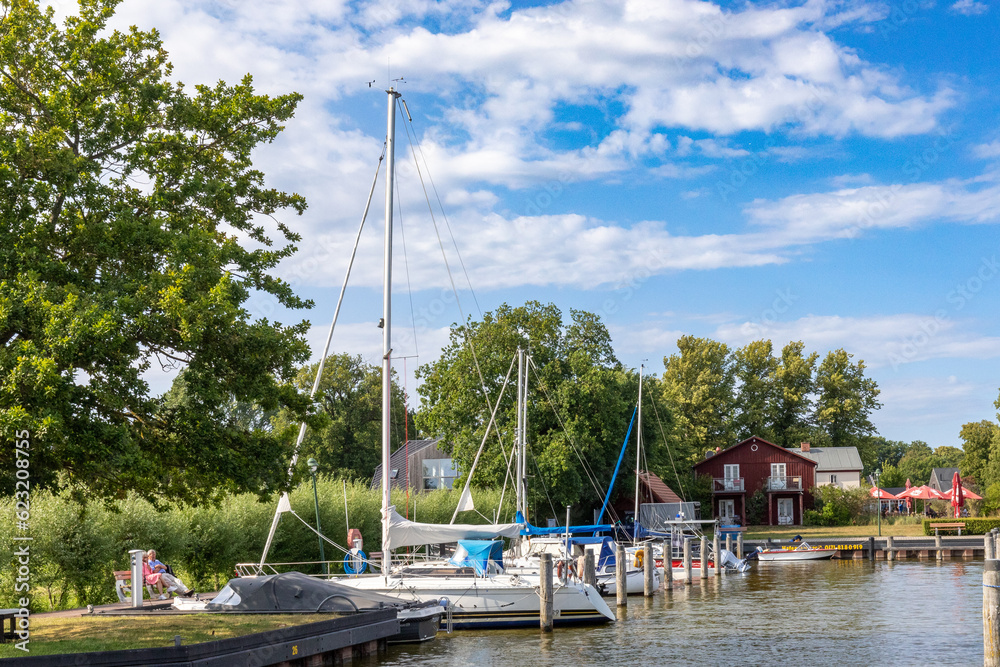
left=382, top=561, right=982, bottom=666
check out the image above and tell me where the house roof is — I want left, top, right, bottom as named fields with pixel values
left=929, top=467, right=960, bottom=491
left=370, top=438, right=444, bottom=490
left=637, top=471, right=683, bottom=504
left=791, top=446, right=864, bottom=472
left=692, top=435, right=818, bottom=469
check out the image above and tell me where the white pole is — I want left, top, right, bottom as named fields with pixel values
left=381, top=87, right=399, bottom=573
left=522, top=354, right=529, bottom=522
left=516, top=349, right=524, bottom=520
left=633, top=365, right=643, bottom=542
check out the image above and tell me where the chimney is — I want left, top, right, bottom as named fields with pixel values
left=801, top=442, right=810, bottom=452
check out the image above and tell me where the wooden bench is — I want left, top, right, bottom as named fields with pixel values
left=0, top=609, right=20, bottom=643
left=929, top=522, right=965, bottom=536
left=114, top=570, right=154, bottom=603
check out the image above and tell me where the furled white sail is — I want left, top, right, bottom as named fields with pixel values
left=385, top=507, right=521, bottom=549
left=455, top=485, right=476, bottom=514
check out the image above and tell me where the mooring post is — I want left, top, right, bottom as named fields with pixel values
left=663, top=539, right=673, bottom=591
left=886, top=535, right=894, bottom=562
left=993, top=529, right=999, bottom=559
left=737, top=533, right=744, bottom=559
left=985, top=559, right=1000, bottom=666
left=936, top=534, right=943, bottom=561
left=643, top=543, right=654, bottom=597
left=713, top=532, right=722, bottom=577
left=540, top=553, right=553, bottom=632
left=725, top=533, right=732, bottom=558
left=616, top=543, right=628, bottom=607
left=988, top=533, right=996, bottom=561
left=699, top=536, right=708, bottom=579
left=683, top=538, right=692, bottom=586
left=583, top=551, right=596, bottom=587
left=868, top=536, right=875, bottom=562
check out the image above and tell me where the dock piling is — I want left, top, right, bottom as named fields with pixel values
left=700, top=537, right=708, bottom=579
left=985, top=559, right=1000, bottom=666
left=663, top=538, right=673, bottom=591
left=936, top=535, right=943, bottom=561
left=583, top=551, right=596, bottom=587
left=886, top=535, right=894, bottom=562
left=988, top=533, right=996, bottom=561
left=643, top=544, right=654, bottom=597
left=868, top=536, right=875, bottom=562
left=713, top=533, right=721, bottom=577
left=737, top=533, right=743, bottom=559
left=683, top=538, right=692, bottom=586
left=616, top=543, right=628, bottom=607
left=540, top=553, right=554, bottom=632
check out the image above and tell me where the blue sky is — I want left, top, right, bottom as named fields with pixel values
left=71, top=0, right=1000, bottom=448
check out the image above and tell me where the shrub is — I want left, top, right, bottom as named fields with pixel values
left=922, top=517, right=1000, bottom=535
left=746, top=489, right=767, bottom=525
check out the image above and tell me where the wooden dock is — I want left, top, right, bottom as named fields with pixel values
left=2, top=609, right=399, bottom=667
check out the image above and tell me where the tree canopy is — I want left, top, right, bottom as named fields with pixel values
left=415, top=301, right=655, bottom=521
left=0, top=0, right=312, bottom=501
left=271, top=353, right=413, bottom=483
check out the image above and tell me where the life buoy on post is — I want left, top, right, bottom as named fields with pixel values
left=634, top=549, right=644, bottom=568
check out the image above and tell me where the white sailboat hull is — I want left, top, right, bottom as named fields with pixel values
left=335, top=573, right=614, bottom=629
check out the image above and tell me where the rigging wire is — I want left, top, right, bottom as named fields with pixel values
left=393, top=151, right=420, bottom=360
left=647, top=384, right=686, bottom=501
left=398, top=105, right=507, bottom=468
left=525, top=356, right=608, bottom=506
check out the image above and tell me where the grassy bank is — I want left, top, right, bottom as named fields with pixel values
left=0, top=613, right=331, bottom=658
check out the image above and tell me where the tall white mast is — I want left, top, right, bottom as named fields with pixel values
left=381, top=86, right=400, bottom=573
left=633, top=364, right=643, bottom=542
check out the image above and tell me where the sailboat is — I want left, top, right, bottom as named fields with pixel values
left=252, top=85, right=613, bottom=629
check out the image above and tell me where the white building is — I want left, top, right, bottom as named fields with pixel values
left=790, top=442, right=864, bottom=489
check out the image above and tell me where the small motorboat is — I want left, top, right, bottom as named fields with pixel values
left=752, top=541, right=836, bottom=562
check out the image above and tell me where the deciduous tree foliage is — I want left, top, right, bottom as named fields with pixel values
left=271, top=354, right=413, bottom=483
left=416, top=302, right=649, bottom=519
left=813, top=349, right=882, bottom=447
left=0, top=0, right=312, bottom=501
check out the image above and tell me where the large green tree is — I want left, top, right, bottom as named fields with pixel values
left=660, top=335, right=734, bottom=458
left=960, top=420, right=997, bottom=486
left=813, top=349, right=881, bottom=449
left=416, top=302, right=644, bottom=519
left=731, top=340, right=778, bottom=442
left=0, top=0, right=312, bottom=501
left=771, top=341, right=818, bottom=448
left=272, top=354, right=413, bottom=483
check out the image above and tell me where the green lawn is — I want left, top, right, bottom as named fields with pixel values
left=744, top=523, right=925, bottom=540
left=0, top=613, right=331, bottom=658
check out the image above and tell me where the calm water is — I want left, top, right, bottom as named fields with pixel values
left=381, top=560, right=982, bottom=666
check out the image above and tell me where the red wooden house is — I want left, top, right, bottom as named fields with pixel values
left=692, top=436, right=818, bottom=526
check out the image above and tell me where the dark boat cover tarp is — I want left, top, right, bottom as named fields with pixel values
left=206, top=572, right=410, bottom=613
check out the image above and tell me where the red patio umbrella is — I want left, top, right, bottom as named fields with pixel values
left=951, top=471, right=964, bottom=518
left=870, top=487, right=897, bottom=499
left=896, top=485, right=947, bottom=515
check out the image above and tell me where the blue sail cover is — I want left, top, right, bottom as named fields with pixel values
left=564, top=536, right=616, bottom=569
left=449, top=540, right=504, bottom=575
left=516, top=511, right=614, bottom=536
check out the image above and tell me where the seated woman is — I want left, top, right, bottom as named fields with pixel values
left=141, top=553, right=168, bottom=600
left=146, top=550, right=193, bottom=597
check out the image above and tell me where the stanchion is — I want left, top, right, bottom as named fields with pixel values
left=985, top=559, right=1000, bottom=666
left=699, top=537, right=708, bottom=579
left=584, top=551, right=596, bottom=587
left=683, top=538, right=692, bottom=586
left=540, top=553, right=553, bottom=632
left=643, top=544, right=654, bottom=597
left=616, top=543, right=628, bottom=607
left=663, top=538, right=673, bottom=591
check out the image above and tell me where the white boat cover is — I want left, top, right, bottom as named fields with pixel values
left=385, top=506, right=522, bottom=549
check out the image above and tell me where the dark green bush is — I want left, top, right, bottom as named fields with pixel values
left=922, top=517, right=1000, bottom=535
